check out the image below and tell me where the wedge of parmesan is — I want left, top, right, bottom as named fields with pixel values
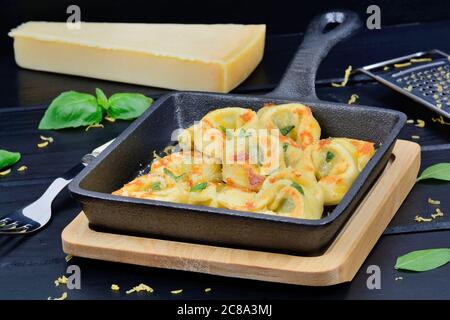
left=9, top=22, right=266, bottom=93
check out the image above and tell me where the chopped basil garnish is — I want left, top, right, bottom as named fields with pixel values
left=151, top=182, right=161, bottom=191
left=282, top=142, right=289, bottom=152
left=190, top=182, right=208, bottom=192
left=279, top=125, right=295, bottom=136
left=219, top=125, right=227, bottom=134
left=291, top=182, right=304, bottom=195
left=326, top=151, right=335, bottom=162
left=239, top=129, right=252, bottom=138
left=163, top=168, right=185, bottom=182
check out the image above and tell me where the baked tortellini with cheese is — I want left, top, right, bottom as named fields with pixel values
left=113, top=104, right=376, bottom=220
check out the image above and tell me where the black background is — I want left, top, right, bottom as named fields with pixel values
left=1, top=0, right=450, bottom=300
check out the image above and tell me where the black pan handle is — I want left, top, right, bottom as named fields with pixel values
left=267, top=10, right=362, bottom=101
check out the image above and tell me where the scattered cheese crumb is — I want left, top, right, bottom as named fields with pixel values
left=40, top=135, right=54, bottom=143
left=383, top=66, right=390, bottom=71
left=152, top=150, right=161, bottom=160
left=111, top=284, right=120, bottom=291
left=171, top=289, right=183, bottom=295
left=85, top=123, right=104, bottom=131
left=204, top=288, right=212, bottom=293
left=415, top=119, right=425, bottom=128
left=410, top=58, right=432, bottom=63
left=17, top=165, right=28, bottom=172
left=65, top=255, right=73, bottom=262
left=411, top=135, right=420, bottom=140
left=415, top=215, right=432, bottom=222
left=428, top=198, right=441, bottom=205
left=347, top=94, right=359, bottom=105
left=431, top=210, right=444, bottom=219
left=332, top=65, right=352, bottom=87
left=104, top=116, right=116, bottom=122
left=406, top=119, right=414, bottom=124
left=437, top=85, right=444, bottom=93
left=37, top=141, right=49, bottom=148
left=54, top=275, right=68, bottom=287
left=395, top=276, right=403, bottom=281
left=431, top=116, right=450, bottom=125
left=404, top=85, right=413, bottom=92
left=394, top=62, right=412, bottom=68
left=0, top=168, right=11, bottom=176
left=126, top=283, right=154, bottom=294
left=48, top=292, right=68, bottom=300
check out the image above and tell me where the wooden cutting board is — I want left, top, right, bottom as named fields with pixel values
left=62, top=140, right=420, bottom=286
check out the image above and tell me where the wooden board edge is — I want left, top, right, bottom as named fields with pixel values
left=61, top=140, right=421, bottom=286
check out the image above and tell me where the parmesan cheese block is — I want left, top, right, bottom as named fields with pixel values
left=8, top=22, right=266, bottom=93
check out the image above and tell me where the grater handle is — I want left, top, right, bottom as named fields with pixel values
left=267, top=10, right=362, bottom=102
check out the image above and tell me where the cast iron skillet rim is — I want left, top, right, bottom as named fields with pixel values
left=69, top=90, right=406, bottom=227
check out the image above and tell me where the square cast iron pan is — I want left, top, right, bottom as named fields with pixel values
left=69, top=11, right=406, bottom=255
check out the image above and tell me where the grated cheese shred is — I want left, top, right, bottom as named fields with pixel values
left=414, top=215, right=432, bottom=222
left=17, top=165, right=28, bottom=172
left=40, top=135, right=54, bottom=143
left=347, top=94, right=359, bottom=105
left=111, top=284, right=120, bottom=291
left=37, top=141, right=49, bottom=148
left=85, top=123, right=104, bottom=131
left=0, top=168, right=11, bottom=176
left=126, top=283, right=154, bottom=294
left=171, top=289, right=183, bottom=295
left=428, top=198, right=441, bottom=205
left=332, top=66, right=352, bottom=87
left=48, top=292, right=68, bottom=300
left=54, top=275, right=68, bottom=287
left=415, top=119, right=425, bottom=128
left=431, top=116, right=450, bottom=126
left=394, top=62, right=412, bottom=68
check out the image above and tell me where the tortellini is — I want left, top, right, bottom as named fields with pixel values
left=310, top=138, right=375, bottom=205
left=257, top=103, right=321, bottom=149
left=113, top=104, right=376, bottom=220
left=255, top=168, right=324, bottom=219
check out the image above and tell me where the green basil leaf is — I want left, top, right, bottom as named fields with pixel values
left=95, top=88, right=109, bottom=110
left=279, top=125, right=295, bottom=136
left=291, top=182, right=304, bottom=195
left=0, top=150, right=21, bottom=170
left=38, top=91, right=102, bottom=130
left=239, top=129, right=252, bottom=138
left=163, top=168, right=185, bottom=182
left=106, top=93, right=153, bottom=120
left=326, top=151, right=335, bottom=162
left=282, top=143, right=289, bottom=152
left=219, top=125, right=227, bottom=134
left=190, top=182, right=208, bottom=192
left=151, top=182, right=161, bottom=191
left=416, top=163, right=450, bottom=182
left=395, top=248, right=450, bottom=272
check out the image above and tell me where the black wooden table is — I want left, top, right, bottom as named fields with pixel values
left=1, top=20, right=450, bottom=300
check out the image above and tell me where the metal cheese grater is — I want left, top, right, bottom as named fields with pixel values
left=357, top=50, right=450, bottom=119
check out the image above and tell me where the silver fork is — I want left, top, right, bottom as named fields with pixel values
left=0, top=139, right=114, bottom=235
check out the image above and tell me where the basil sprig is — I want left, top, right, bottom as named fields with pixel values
left=190, top=182, right=208, bottom=192
left=416, top=163, right=450, bottom=182
left=0, top=149, right=21, bottom=171
left=395, top=248, right=450, bottom=272
left=38, top=88, right=153, bottom=130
